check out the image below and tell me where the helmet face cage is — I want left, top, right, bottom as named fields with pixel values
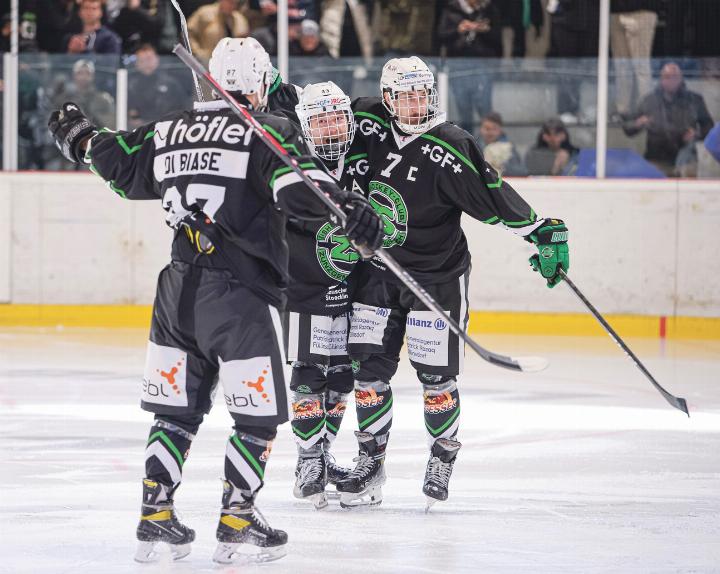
left=297, top=97, right=355, bottom=161
left=382, top=86, right=439, bottom=135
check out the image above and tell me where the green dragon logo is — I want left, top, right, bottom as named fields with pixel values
left=316, top=223, right=359, bottom=281
left=368, top=181, right=408, bottom=248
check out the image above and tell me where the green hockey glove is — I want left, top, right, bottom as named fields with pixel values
left=528, top=218, right=569, bottom=288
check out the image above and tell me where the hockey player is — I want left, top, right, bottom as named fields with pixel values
left=336, top=57, right=570, bottom=509
left=47, top=37, right=383, bottom=562
left=285, top=81, right=371, bottom=508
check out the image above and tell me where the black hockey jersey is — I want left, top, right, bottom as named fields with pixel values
left=284, top=148, right=371, bottom=315
left=352, top=97, right=542, bottom=284
left=87, top=100, right=340, bottom=307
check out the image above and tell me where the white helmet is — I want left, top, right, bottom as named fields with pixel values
left=380, top=56, right=439, bottom=135
left=209, top=37, right=272, bottom=108
left=295, top=81, right=355, bottom=161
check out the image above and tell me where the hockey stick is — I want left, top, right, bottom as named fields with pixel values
left=169, top=0, right=204, bottom=102
left=172, top=44, right=547, bottom=373
left=559, top=269, right=689, bottom=416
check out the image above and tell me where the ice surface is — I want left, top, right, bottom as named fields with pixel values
left=1, top=328, right=719, bottom=573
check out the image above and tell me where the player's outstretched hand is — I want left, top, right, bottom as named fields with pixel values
left=48, top=102, right=98, bottom=164
left=529, top=218, right=569, bottom=288
left=342, top=192, right=384, bottom=259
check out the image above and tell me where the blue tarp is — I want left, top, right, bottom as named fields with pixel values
left=574, top=148, right=666, bottom=178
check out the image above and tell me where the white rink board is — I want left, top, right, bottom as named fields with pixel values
left=0, top=328, right=719, bottom=573
left=4, top=173, right=720, bottom=315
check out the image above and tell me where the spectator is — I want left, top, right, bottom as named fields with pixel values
left=127, top=43, right=191, bottom=128
left=50, top=59, right=115, bottom=129
left=37, top=0, right=76, bottom=53
left=497, top=0, right=543, bottom=58
left=623, top=62, right=714, bottom=176
left=547, top=0, right=599, bottom=123
left=290, top=19, right=329, bottom=56
left=319, top=0, right=373, bottom=60
left=438, top=0, right=500, bottom=131
left=525, top=118, right=579, bottom=176
left=438, top=0, right=502, bottom=58
left=64, top=0, right=122, bottom=55
left=249, top=0, right=316, bottom=55
left=476, top=112, right=527, bottom=176
left=187, top=0, right=249, bottom=61
left=610, top=0, right=659, bottom=116
left=374, top=0, right=437, bottom=56
left=110, top=0, right=163, bottom=53
left=1, top=14, right=10, bottom=52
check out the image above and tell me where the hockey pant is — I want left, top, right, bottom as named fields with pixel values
left=142, top=262, right=288, bottom=502
left=284, top=311, right=353, bottom=451
left=347, top=270, right=469, bottom=446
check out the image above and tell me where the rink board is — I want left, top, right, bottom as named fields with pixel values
left=0, top=304, right=718, bottom=339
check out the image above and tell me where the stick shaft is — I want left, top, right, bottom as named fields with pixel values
left=559, top=269, right=688, bottom=415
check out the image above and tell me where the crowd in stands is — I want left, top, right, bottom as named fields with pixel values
left=1, top=0, right=719, bottom=176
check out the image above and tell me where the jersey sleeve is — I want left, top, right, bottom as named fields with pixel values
left=438, top=127, right=543, bottom=238
left=249, top=116, right=347, bottom=221
left=85, top=124, right=160, bottom=201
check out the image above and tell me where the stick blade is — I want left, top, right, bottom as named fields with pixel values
left=484, top=352, right=549, bottom=372
left=513, top=355, right=550, bottom=372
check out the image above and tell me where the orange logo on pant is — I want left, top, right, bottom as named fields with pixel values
left=356, top=388, right=384, bottom=408
left=156, top=358, right=185, bottom=395
left=424, top=391, right=457, bottom=414
left=242, top=366, right=271, bottom=403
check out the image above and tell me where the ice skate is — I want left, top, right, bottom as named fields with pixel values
left=213, top=480, right=288, bottom=564
left=423, top=438, right=461, bottom=512
left=134, top=479, right=195, bottom=563
left=325, top=450, right=351, bottom=500
left=293, top=448, right=328, bottom=510
left=336, top=431, right=386, bottom=508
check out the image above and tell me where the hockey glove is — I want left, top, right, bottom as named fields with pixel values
left=342, top=192, right=384, bottom=259
left=528, top=218, right=569, bottom=288
left=48, top=102, right=97, bottom=164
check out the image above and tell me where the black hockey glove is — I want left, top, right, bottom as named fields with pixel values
left=48, top=102, right=97, bottom=164
left=341, top=192, right=384, bottom=259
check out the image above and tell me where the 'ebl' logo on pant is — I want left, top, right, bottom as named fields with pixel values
left=142, top=342, right=189, bottom=407
left=220, top=356, right=278, bottom=417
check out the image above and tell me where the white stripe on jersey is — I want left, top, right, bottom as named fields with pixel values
left=272, top=169, right=334, bottom=202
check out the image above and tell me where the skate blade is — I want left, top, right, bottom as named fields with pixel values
left=339, top=485, right=383, bottom=509
left=134, top=541, right=191, bottom=563
left=310, top=492, right=329, bottom=510
left=425, top=497, right=438, bottom=514
left=213, top=542, right=287, bottom=564
left=326, top=490, right=341, bottom=501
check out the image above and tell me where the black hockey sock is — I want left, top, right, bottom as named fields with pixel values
left=224, top=431, right=274, bottom=502
left=355, top=380, right=393, bottom=437
left=144, top=417, right=198, bottom=494
left=422, top=378, right=460, bottom=444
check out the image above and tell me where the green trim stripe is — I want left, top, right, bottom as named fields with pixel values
left=420, top=133, right=479, bottom=175
left=268, top=73, right=282, bottom=95
left=354, top=111, right=391, bottom=129
left=345, top=152, right=368, bottom=163
left=358, top=395, right=394, bottom=430
left=269, top=162, right=316, bottom=189
left=425, top=407, right=461, bottom=437
left=325, top=420, right=339, bottom=434
left=482, top=215, right=500, bottom=225
left=503, top=208, right=537, bottom=228
left=232, top=435, right=265, bottom=480
left=148, top=431, right=184, bottom=468
left=116, top=131, right=154, bottom=155
left=262, top=123, right=285, bottom=143
left=487, top=175, right=503, bottom=189
left=292, top=419, right=326, bottom=440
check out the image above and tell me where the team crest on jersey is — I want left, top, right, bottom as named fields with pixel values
left=316, top=223, right=359, bottom=281
left=368, top=181, right=408, bottom=248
